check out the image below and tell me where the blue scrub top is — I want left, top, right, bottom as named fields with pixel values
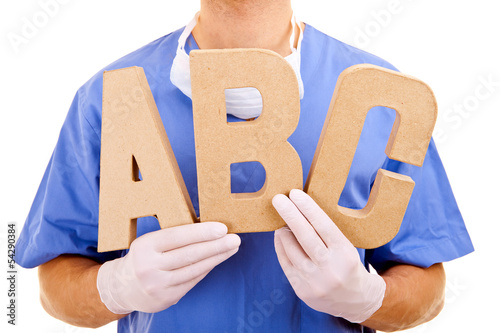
left=16, top=24, right=474, bottom=333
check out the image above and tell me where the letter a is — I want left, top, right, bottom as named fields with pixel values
left=190, top=49, right=303, bottom=233
left=305, top=64, right=437, bottom=249
left=98, top=67, right=196, bottom=252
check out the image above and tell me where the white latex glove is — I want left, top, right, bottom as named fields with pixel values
left=272, top=189, right=386, bottom=323
left=97, top=222, right=240, bottom=314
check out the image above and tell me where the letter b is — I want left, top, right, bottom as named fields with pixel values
left=190, top=49, right=303, bottom=233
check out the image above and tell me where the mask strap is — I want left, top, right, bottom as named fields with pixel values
left=295, top=15, right=303, bottom=54
left=289, top=12, right=303, bottom=53
left=177, top=12, right=199, bottom=55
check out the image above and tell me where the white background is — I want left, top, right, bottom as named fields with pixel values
left=1, top=0, right=498, bottom=332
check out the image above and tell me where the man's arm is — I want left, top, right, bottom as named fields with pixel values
left=362, top=263, right=445, bottom=331
left=38, top=222, right=241, bottom=328
left=39, top=255, right=125, bottom=328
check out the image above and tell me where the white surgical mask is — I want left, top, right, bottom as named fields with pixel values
left=170, top=12, right=304, bottom=120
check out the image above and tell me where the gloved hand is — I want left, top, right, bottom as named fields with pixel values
left=97, top=222, right=240, bottom=314
left=272, top=189, right=386, bottom=323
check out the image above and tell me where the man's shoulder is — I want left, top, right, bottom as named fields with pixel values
left=305, top=24, right=397, bottom=71
left=79, top=26, right=183, bottom=95
left=69, top=27, right=184, bottom=137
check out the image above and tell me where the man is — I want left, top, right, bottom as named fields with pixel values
left=16, top=0, right=473, bottom=332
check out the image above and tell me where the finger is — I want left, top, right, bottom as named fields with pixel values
left=274, top=229, right=293, bottom=270
left=274, top=230, right=308, bottom=290
left=160, top=272, right=210, bottom=307
left=276, top=227, right=319, bottom=274
left=159, top=234, right=241, bottom=270
left=144, top=222, right=229, bottom=253
left=163, top=247, right=239, bottom=286
left=272, top=194, right=327, bottom=262
left=289, top=189, right=351, bottom=248
left=275, top=227, right=309, bottom=268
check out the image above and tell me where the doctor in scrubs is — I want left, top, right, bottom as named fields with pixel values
left=16, top=0, right=473, bottom=332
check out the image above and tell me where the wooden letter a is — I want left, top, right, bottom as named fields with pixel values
left=98, top=67, right=196, bottom=252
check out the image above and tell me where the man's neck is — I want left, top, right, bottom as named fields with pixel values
left=192, top=0, right=297, bottom=57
